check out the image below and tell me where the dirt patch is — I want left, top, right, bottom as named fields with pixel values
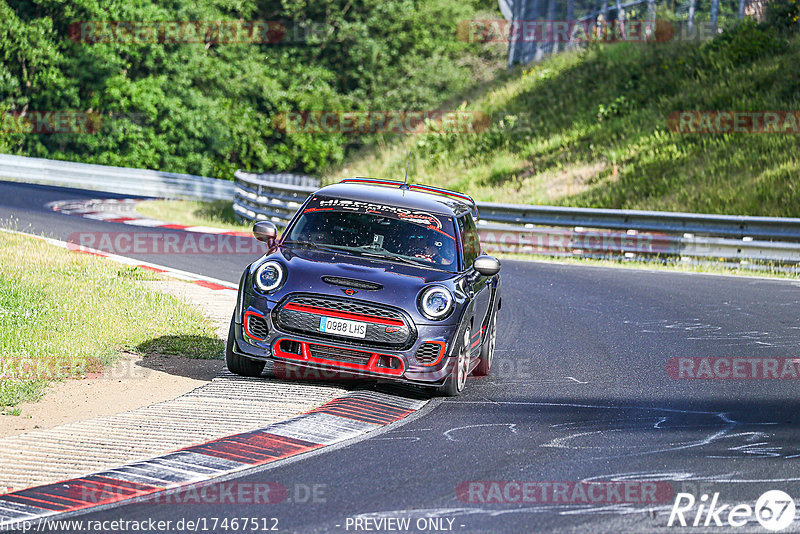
left=536, top=161, right=608, bottom=200
left=0, top=351, right=223, bottom=438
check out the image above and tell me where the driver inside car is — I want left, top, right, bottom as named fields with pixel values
left=409, top=232, right=455, bottom=267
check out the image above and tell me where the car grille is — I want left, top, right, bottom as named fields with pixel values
left=274, top=295, right=414, bottom=348
left=415, top=342, right=444, bottom=365
left=246, top=313, right=269, bottom=339
left=308, top=344, right=372, bottom=365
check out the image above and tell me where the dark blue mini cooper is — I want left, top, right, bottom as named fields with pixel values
left=227, top=179, right=501, bottom=395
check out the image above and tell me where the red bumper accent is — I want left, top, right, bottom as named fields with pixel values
left=272, top=339, right=405, bottom=377
left=417, top=341, right=447, bottom=367
left=243, top=310, right=266, bottom=341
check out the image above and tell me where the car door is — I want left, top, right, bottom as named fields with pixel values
left=458, top=214, right=491, bottom=351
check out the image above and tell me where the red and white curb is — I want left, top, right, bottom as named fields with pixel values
left=47, top=198, right=251, bottom=237
left=0, top=389, right=429, bottom=529
left=0, top=227, right=237, bottom=291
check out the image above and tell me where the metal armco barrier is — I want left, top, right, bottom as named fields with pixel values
left=0, top=153, right=234, bottom=200
left=477, top=203, right=800, bottom=241
left=232, top=170, right=318, bottom=223
left=477, top=225, right=800, bottom=264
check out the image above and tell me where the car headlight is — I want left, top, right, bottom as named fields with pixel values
left=419, top=285, right=454, bottom=320
left=254, top=261, right=284, bottom=292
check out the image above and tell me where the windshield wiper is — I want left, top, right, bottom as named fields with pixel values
left=281, top=240, right=343, bottom=253
left=352, top=246, right=438, bottom=269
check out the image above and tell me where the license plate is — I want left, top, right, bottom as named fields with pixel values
left=319, top=317, right=367, bottom=339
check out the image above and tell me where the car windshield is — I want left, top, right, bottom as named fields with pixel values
left=284, top=196, right=459, bottom=272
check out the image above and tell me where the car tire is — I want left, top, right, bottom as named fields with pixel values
left=439, top=327, right=470, bottom=397
left=226, top=314, right=266, bottom=377
left=474, top=309, right=497, bottom=377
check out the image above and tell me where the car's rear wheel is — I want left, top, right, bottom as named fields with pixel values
left=226, top=314, right=266, bottom=377
left=439, top=327, right=470, bottom=396
left=474, top=310, right=497, bottom=377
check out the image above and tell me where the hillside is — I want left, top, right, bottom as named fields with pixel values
left=326, top=18, right=800, bottom=217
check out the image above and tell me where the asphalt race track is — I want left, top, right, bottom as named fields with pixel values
left=2, top=181, right=799, bottom=533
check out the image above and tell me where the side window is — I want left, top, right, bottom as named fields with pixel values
left=458, top=214, right=480, bottom=268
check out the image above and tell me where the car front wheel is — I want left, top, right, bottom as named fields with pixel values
left=439, top=327, right=470, bottom=396
left=474, top=310, right=497, bottom=377
left=226, top=314, right=266, bottom=377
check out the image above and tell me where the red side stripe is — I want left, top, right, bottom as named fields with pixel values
left=1, top=494, right=75, bottom=510
left=194, top=280, right=230, bottom=290
left=138, top=265, right=168, bottom=273
left=187, top=432, right=319, bottom=465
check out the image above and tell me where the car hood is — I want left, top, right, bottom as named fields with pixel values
left=255, top=246, right=461, bottom=318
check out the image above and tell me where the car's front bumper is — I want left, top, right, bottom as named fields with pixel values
left=233, top=300, right=461, bottom=386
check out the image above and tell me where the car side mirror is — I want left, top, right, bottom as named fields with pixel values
left=473, top=255, right=501, bottom=277
left=253, top=221, right=278, bottom=247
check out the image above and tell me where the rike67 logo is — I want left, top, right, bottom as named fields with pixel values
left=668, top=490, right=796, bottom=531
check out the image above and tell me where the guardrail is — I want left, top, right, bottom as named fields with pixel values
left=232, top=170, right=318, bottom=223
left=0, top=153, right=234, bottom=200
left=233, top=171, right=800, bottom=271
left=1, top=153, right=796, bottom=271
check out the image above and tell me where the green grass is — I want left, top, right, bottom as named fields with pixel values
left=135, top=200, right=250, bottom=232
left=0, top=230, right=223, bottom=409
left=325, top=22, right=800, bottom=217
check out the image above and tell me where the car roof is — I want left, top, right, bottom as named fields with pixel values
left=313, top=182, right=473, bottom=217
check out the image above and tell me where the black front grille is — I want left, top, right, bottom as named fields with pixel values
left=415, top=342, right=443, bottom=364
left=274, top=295, right=415, bottom=349
left=321, top=276, right=383, bottom=291
left=290, top=296, right=402, bottom=320
left=308, top=344, right=372, bottom=365
left=246, top=314, right=269, bottom=339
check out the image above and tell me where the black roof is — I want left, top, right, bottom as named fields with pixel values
left=314, top=182, right=473, bottom=217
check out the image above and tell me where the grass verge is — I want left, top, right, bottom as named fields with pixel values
left=0, top=230, right=222, bottom=410
left=135, top=200, right=250, bottom=232
left=325, top=23, right=800, bottom=217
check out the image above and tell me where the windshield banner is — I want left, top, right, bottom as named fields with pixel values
left=305, top=196, right=447, bottom=230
